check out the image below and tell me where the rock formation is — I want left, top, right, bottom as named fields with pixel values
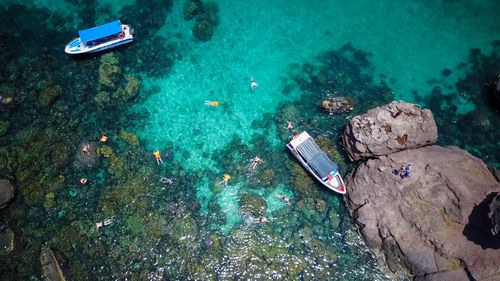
left=343, top=102, right=500, bottom=281
left=0, top=179, right=14, bottom=209
left=40, top=247, right=66, bottom=281
left=321, top=96, right=354, bottom=114
left=343, top=101, right=437, bottom=160
left=489, top=194, right=500, bottom=236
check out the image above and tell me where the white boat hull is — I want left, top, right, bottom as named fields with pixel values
left=65, top=24, right=134, bottom=55
left=287, top=132, right=346, bottom=194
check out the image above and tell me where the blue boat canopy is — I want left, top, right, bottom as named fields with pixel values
left=296, top=138, right=338, bottom=178
left=78, top=20, right=122, bottom=42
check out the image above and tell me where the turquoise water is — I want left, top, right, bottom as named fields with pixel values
left=0, top=0, right=499, bottom=280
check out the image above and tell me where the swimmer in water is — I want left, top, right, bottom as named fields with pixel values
left=253, top=216, right=269, bottom=223
left=250, top=77, right=258, bottom=90
left=205, top=101, right=219, bottom=106
left=250, top=156, right=262, bottom=169
left=275, top=194, right=292, bottom=205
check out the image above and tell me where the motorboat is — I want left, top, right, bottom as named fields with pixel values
left=65, top=20, right=134, bottom=54
left=287, top=131, right=346, bottom=194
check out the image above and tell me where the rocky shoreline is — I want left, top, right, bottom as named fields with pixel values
left=342, top=101, right=500, bottom=281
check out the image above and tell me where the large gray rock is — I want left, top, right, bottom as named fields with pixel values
left=489, top=194, right=500, bottom=236
left=345, top=145, right=500, bottom=281
left=0, top=180, right=14, bottom=209
left=40, top=247, right=66, bottom=281
left=343, top=101, right=437, bottom=161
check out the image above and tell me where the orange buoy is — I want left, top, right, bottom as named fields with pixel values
left=80, top=178, right=87, bottom=184
left=82, top=145, right=89, bottom=153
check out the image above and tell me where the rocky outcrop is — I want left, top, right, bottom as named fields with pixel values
left=321, top=97, right=354, bottom=114
left=40, top=247, right=66, bottom=281
left=0, top=229, right=14, bottom=255
left=343, top=101, right=437, bottom=161
left=345, top=145, right=500, bottom=280
left=0, top=179, right=14, bottom=209
left=489, top=194, right=500, bottom=236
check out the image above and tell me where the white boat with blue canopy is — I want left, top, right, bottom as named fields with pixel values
left=65, top=20, right=134, bottom=54
left=287, top=131, right=346, bottom=194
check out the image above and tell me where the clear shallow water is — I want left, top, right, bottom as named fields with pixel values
left=0, top=0, right=499, bottom=280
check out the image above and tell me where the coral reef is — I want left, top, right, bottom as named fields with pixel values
left=94, top=91, right=110, bottom=107
left=39, top=85, right=62, bottom=107
left=183, top=0, right=219, bottom=41
left=99, top=53, right=121, bottom=88
left=239, top=193, right=267, bottom=216
left=119, top=130, right=140, bottom=146
left=0, top=121, right=10, bottom=136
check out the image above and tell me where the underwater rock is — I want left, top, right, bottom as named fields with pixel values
left=493, top=72, right=500, bottom=104
left=321, top=96, right=354, bottom=114
left=297, top=198, right=326, bottom=213
left=259, top=169, right=275, bottom=184
left=239, top=194, right=267, bottom=217
left=39, top=85, right=62, bottom=107
left=0, top=179, right=14, bottom=209
left=0, top=229, right=14, bottom=255
left=40, top=247, right=66, bottom=281
left=489, top=194, right=500, bottom=236
left=114, top=75, right=141, bottom=102
left=193, top=20, right=213, bottom=41
left=74, top=141, right=98, bottom=167
left=183, top=0, right=201, bottom=20
left=94, top=91, right=110, bottom=107
left=343, top=101, right=437, bottom=161
left=345, top=145, right=500, bottom=280
left=290, top=162, right=318, bottom=197
left=99, top=53, right=121, bottom=88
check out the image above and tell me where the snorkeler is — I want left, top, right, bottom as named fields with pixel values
left=250, top=156, right=262, bottom=169
left=153, top=150, right=164, bottom=165
left=80, top=178, right=87, bottom=185
left=95, top=218, right=113, bottom=229
left=82, top=144, right=89, bottom=153
left=160, top=177, right=176, bottom=184
left=253, top=216, right=269, bottom=223
left=205, top=101, right=219, bottom=106
left=218, top=174, right=231, bottom=186
left=100, top=132, right=108, bottom=143
left=285, top=121, right=293, bottom=130
left=250, top=77, right=258, bottom=90
left=275, top=194, right=292, bottom=205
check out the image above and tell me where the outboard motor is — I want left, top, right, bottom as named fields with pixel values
left=130, top=28, right=135, bottom=35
